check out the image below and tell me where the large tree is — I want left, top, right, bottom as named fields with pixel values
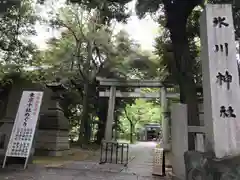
left=41, top=4, right=118, bottom=144
left=0, top=0, right=39, bottom=76
left=39, top=0, right=207, bottom=147
left=135, top=0, right=203, bottom=149
left=137, top=0, right=203, bottom=124
left=40, top=0, right=131, bottom=24
left=37, top=3, right=158, bottom=144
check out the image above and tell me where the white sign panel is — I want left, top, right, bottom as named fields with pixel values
left=201, top=4, right=240, bottom=158
left=152, top=148, right=164, bottom=176
left=195, top=134, right=205, bottom=152
left=5, top=91, right=43, bottom=158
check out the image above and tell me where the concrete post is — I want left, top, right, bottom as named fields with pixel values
left=104, top=86, right=116, bottom=141
left=161, top=87, right=170, bottom=150
left=171, top=103, right=188, bottom=180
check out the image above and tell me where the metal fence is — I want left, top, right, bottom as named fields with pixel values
left=99, top=140, right=129, bottom=166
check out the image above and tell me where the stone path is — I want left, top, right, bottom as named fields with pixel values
left=122, top=141, right=157, bottom=176
left=0, top=142, right=171, bottom=180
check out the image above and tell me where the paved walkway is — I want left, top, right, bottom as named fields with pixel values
left=0, top=142, right=171, bottom=180
left=123, top=141, right=157, bottom=176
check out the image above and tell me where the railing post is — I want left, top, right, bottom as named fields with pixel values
left=105, top=142, right=108, bottom=163
left=110, top=142, right=113, bottom=163
left=100, top=142, right=103, bottom=163
left=99, top=141, right=129, bottom=166
left=126, top=144, right=129, bottom=166
left=121, top=144, right=124, bottom=164
left=116, top=143, right=118, bottom=164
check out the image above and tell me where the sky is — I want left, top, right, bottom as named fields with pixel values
left=31, top=0, right=159, bottom=51
left=114, top=0, right=159, bottom=51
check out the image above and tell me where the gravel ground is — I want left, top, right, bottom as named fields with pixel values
left=0, top=142, right=172, bottom=180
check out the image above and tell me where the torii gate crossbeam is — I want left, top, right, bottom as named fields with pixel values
left=97, top=77, right=179, bottom=151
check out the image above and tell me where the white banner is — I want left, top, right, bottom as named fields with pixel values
left=201, top=4, right=240, bottom=158
left=5, top=91, right=43, bottom=158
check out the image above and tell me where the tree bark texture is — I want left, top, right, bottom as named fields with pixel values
left=78, top=41, right=93, bottom=145
left=130, top=122, right=134, bottom=144
left=96, top=98, right=108, bottom=144
left=78, top=82, right=90, bottom=144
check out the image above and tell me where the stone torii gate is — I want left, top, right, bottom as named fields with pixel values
left=97, top=77, right=179, bottom=150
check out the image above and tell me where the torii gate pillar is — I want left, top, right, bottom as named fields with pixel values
left=161, top=87, right=170, bottom=150
left=104, top=86, right=116, bottom=140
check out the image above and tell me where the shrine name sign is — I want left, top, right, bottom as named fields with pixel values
left=201, top=4, right=240, bottom=158
left=2, top=91, right=43, bottom=169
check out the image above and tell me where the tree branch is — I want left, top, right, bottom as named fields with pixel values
left=77, top=62, right=86, bottom=80
left=57, top=20, right=79, bottom=43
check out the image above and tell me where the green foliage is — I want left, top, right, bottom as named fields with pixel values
left=154, top=8, right=201, bottom=85
left=112, top=30, right=165, bottom=80
left=21, top=0, right=240, bottom=144
left=134, top=0, right=203, bottom=132
left=0, top=0, right=171, bottom=143
left=119, top=98, right=162, bottom=138
left=0, top=0, right=39, bottom=77
left=39, top=4, right=122, bottom=83
left=33, top=2, right=164, bottom=143
left=0, top=0, right=21, bottom=14
left=40, top=0, right=132, bottom=24
left=65, top=0, right=131, bottom=24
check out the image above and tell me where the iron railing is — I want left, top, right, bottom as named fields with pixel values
left=99, top=140, right=129, bottom=166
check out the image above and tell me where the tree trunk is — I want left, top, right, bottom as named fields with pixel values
left=130, top=122, right=134, bottom=144
left=78, top=41, right=93, bottom=145
left=179, top=71, right=199, bottom=150
left=96, top=98, right=108, bottom=144
left=78, top=82, right=90, bottom=145
left=96, top=121, right=105, bottom=144
left=84, top=114, right=91, bottom=142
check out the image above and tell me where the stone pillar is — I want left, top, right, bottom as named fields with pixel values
left=104, top=86, right=116, bottom=141
left=200, top=4, right=240, bottom=158
left=161, top=87, right=170, bottom=150
left=171, top=103, right=188, bottom=180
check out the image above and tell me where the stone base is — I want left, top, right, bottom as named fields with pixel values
left=160, top=142, right=171, bottom=151
left=164, top=151, right=172, bottom=168
left=39, top=110, right=68, bottom=130
left=34, top=149, right=71, bottom=157
left=0, top=123, right=13, bottom=150
left=184, top=151, right=240, bottom=180
left=35, top=130, right=69, bottom=157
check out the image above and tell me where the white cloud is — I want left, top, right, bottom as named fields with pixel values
left=115, top=15, right=158, bottom=51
